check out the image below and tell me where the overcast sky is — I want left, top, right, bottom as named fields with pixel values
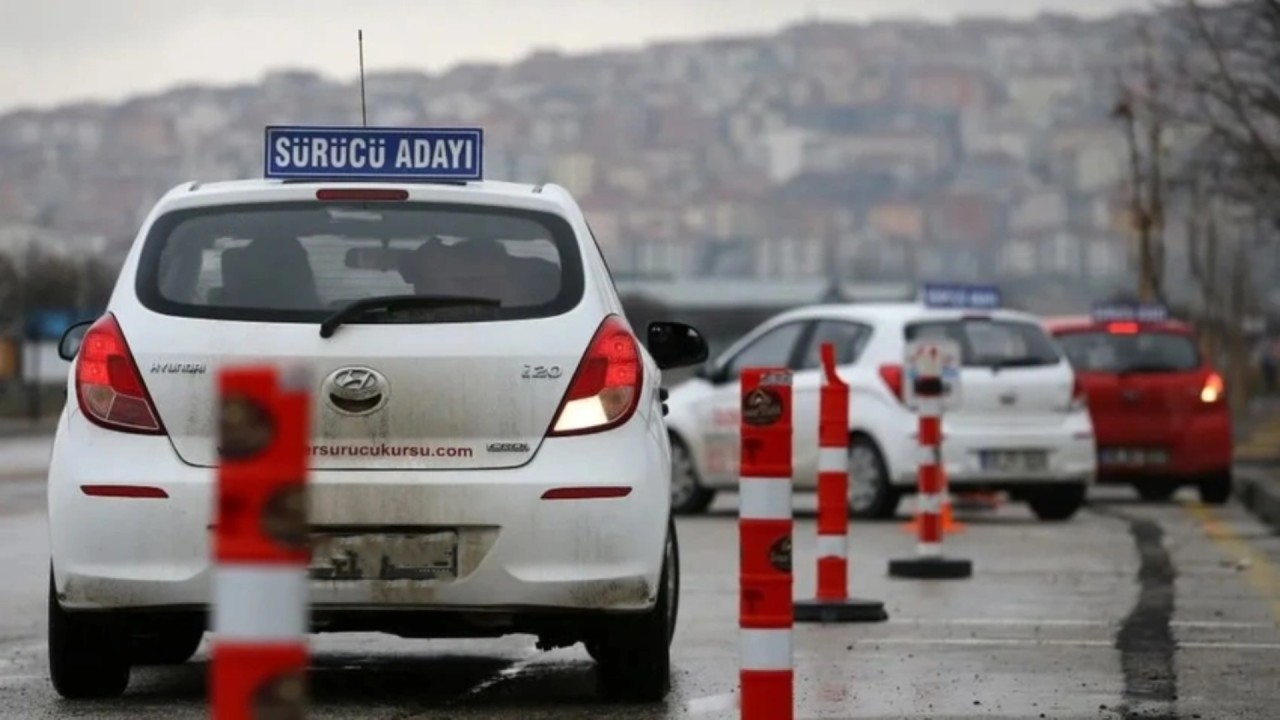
left=0, top=0, right=1157, bottom=113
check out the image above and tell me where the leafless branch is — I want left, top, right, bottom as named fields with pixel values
left=1184, top=0, right=1280, bottom=180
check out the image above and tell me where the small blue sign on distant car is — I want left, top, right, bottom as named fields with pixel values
left=264, top=126, right=484, bottom=181
left=1091, top=302, right=1169, bottom=323
left=921, top=282, right=1001, bottom=310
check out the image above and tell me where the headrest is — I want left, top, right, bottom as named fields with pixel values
left=222, top=239, right=308, bottom=280
left=218, top=238, right=318, bottom=308
left=449, top=237, right=508, bottom=264
left=398, top=237, right=447, bottom=285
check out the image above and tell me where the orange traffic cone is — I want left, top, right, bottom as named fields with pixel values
left=900, top=491, right=967, bottom=534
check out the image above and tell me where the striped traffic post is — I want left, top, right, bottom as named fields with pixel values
left=899, top=474, right=967, bottom=534
left=888, top=342, right=972, bottom=580
left=212, top=365, right=311, bottom=719
left=739, top=367, right=793, bottom=720
left=795, top=343, right=887, bottom=623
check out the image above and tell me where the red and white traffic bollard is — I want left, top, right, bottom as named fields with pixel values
left=738, top=367, right=793, bottom=720
left=212, top=365, right=311, bottom=720
left=888, top=360, right=972, bottom=580
left=795, top=342, right=887, bottom=623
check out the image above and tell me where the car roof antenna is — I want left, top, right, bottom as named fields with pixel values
left=358, top=29, right=368, bottom=127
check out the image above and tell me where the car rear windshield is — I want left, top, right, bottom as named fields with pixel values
left=1055, top=330, right=1201, bottom=373
left=136, top=201, right=584, bottom=323
left=904, top=318, right=1061, bottom=368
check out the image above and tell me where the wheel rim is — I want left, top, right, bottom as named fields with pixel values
left=670, top=442, right=698, bottom=508
left=847, top=444, right=882, bottom=512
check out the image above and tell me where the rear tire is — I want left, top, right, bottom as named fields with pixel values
left=669, top=435, right=715, bottom=515
left=1027, top=484, right=1086, bottom=521
left=593, top=517, right=677, bottom=703
left=129, top=626, right=204, bottom=666
left=48, top=571, right=131, bottom=699
left=1135, top=484, right=1178, bottom=502
left=847, top=435, right=900, bottom=520
left=1199, top=472, right=1232, bottom=505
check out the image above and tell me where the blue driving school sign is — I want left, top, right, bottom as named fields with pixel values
left=264, top=126, right=484, bottom=181
left=1091, top=302, right=1169, bottom=323
left=920, top=282, right=1002, bottom=310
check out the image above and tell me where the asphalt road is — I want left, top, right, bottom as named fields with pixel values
left=2, top=438, right=1280, bottom=719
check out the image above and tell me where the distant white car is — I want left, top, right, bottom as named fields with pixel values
left=45, top=126, right=707, bottom=702
left=665, top=299, right=1096, bottom=521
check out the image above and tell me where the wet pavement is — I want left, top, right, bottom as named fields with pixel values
left=2, top=438, right=1279, bottom=718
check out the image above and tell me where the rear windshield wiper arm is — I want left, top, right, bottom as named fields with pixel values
left=319, top=294, right=502, bottom=338
left=988, top=357, right=1051, bottom=373
left=1117, top=364, right=1179, bottom=376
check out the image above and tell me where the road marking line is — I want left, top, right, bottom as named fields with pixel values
left=847, top=637, right=1280, bottom=650
left=685, top=692, right=739, bottom=715
left=853, top=637, right=1113, bottom=648
left=882, top=618, right=1274, bottom=629
left=1179, top=641, right=1280, bottom=650
left=1183, top=501, right=1280, bottom=627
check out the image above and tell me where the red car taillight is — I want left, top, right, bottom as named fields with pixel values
left=547, top=315, right=642, bottom=436
left=878, top=363, right=905, bottom=403
left=1068, top=376, right=1087, bottom=411
left=74, top=313, right=165, bottom=434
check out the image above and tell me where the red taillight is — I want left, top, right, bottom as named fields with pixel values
left=1069, top=376, right=1087, bottom=411
left=1107, top=322, right=1139, bottom=334
left=878, top=363, right=905, bottom=403
left=315, top=188, right=409, bottom=202
left=548, top=315, right=642, bottom=436
left=75, top=314, right=165, bottom=434
left=1200, top=372, right=1225, bottom=404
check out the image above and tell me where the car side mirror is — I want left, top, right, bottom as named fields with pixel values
left=646, top=321, right=709, bottom=371
left=58, top=320, right=93, bottom=361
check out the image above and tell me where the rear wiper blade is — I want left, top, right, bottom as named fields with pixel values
left=1117, top=364, right=1178, bottom=376
left=319, top=294, right=501, bottom=338
left=989, top=357, right=1050, bottom=373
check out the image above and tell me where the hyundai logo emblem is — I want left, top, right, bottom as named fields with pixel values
left=323, top=366, right=389, bottom=415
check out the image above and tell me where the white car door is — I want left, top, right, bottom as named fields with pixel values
left=789, top=319, right=874, bottom=489
left=693, top=320, right=810, bottom=486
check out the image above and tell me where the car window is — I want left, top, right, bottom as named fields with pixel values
left=137, top=201, right=583, bottom=324
left=799, top=320, right=872, bottom=369
left=721, top=322, right=806, bottom=378
left=904, top=318, right=1060, bottom=368
left=1056, top=331, right=1201, bottom=373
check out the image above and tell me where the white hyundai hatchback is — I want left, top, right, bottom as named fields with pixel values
left=46, top=126, right=708, bottom=702
left=665, top=294, right=1096, bottom=522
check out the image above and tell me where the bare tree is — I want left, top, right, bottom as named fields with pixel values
left=1174, top=0, right=1280, bottom=221
left=1112, top=22, right=1171, bottom=303
left=1183, top=169, right=1264, bottom=403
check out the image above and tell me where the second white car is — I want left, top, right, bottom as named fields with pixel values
left=665, top=294, right=1096, bottom=521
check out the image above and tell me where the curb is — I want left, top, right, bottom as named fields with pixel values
left=1235, top=466, right=1280, bottom=534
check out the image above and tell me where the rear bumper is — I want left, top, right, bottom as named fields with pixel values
left=48, top=407, right=670, bottom=617
left=1094, top=409, right=1232, bottom=483
left=889, top=412, right=1096, bottom=488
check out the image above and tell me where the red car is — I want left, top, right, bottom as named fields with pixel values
left=1044, top=307, right=1232, bottom=504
